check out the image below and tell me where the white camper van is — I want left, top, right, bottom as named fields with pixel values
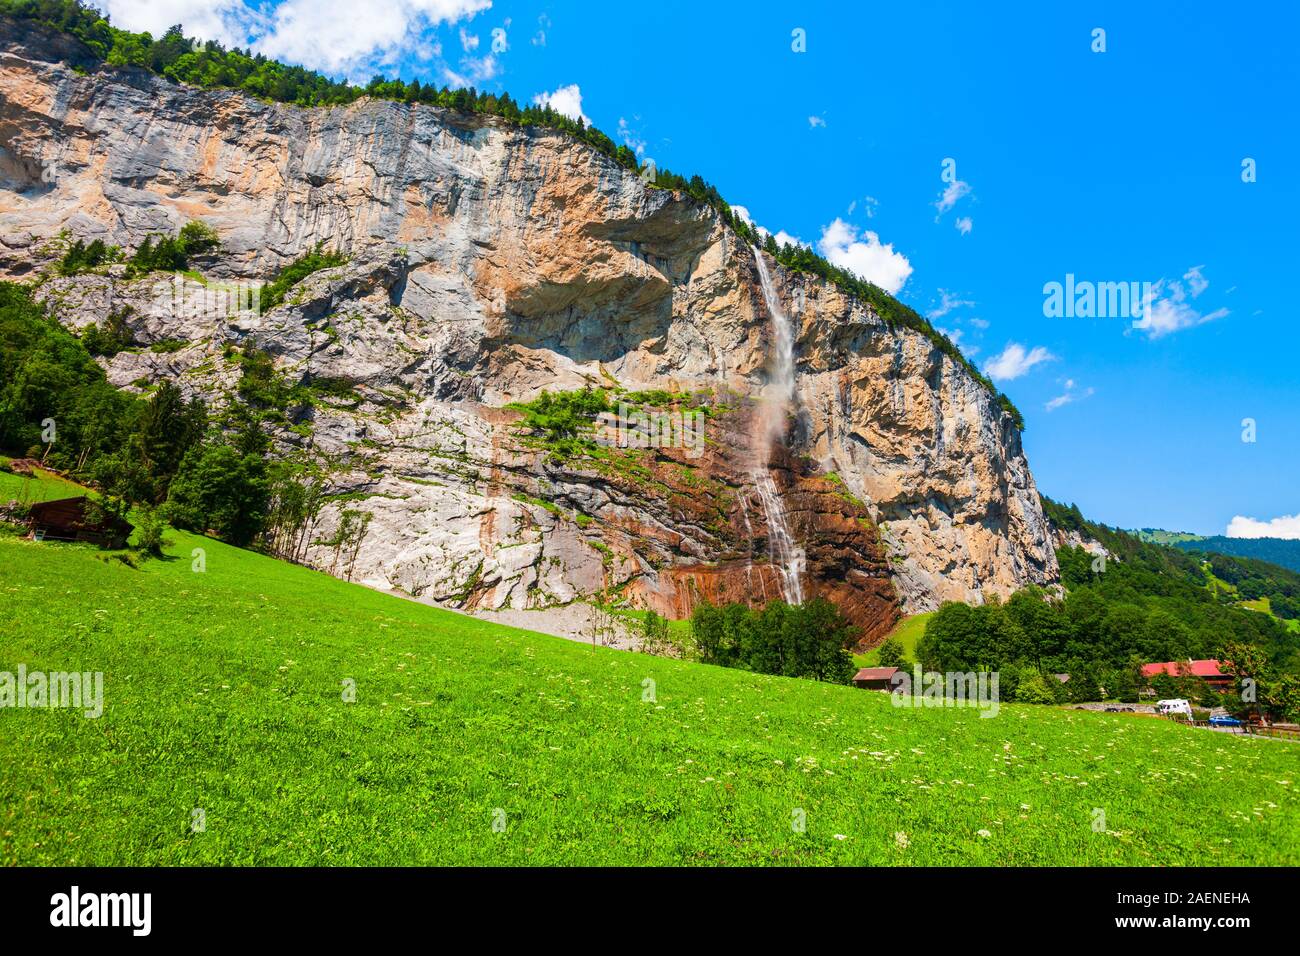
left=1156, top=698, right=1193, bottom=718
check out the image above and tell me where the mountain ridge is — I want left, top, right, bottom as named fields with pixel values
left=0, top=4, right=1020, bottom=424
left=1, top=8, right=1058, bottom=641
left=1174, top=536, right=1300, bottom=576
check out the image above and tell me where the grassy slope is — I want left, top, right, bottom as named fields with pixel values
left=1134, top=529, right=1205, bottom=545
left=1239, top=596, right=1300, bottom=634
left=1199, top=562, right=1300, bottom=635
left=854, top=612, right=933, bottom=668
left=609, top=606, right=693, bottom=643
left=2, top=531, right=1298, bottom=866
left=0, top=465, right=90, bottom=505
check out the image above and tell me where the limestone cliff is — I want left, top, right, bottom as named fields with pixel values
left=0, top=17, right=1059, bottom=644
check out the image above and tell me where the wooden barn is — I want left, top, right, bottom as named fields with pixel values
left=852, top=666, right=900, bottom=691
left=28, top=496, right=132, bottom=548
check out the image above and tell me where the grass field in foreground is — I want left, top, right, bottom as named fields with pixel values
left=1, top=532, right=1298, bottom=866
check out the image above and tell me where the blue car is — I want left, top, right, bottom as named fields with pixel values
left=1209, top=715, right=1243, bottom=728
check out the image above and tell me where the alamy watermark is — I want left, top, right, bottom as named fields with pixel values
left=890, top=666, right=1000, bottom=718
left=1043, top=274, right=1154, bottom=323
left=49, top=886, right=150, bottom=936
left=1, top=665, right=103, bottom=718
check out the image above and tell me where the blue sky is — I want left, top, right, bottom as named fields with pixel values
left=102, top=1, right=1300, bottom=537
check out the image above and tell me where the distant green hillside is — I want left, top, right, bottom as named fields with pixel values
left=1133, top=528, right=1206, bottom=545
left=4, top=526, right=1299, bottom=865
left=1175, top=535, right=1300, bottom=574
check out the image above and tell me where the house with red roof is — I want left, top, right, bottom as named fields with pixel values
left=1140, top=659, right=1233, bottom=691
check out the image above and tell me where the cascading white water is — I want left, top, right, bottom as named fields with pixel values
left=750, top=246, right=806, bottom=605
left=752, top=461, right=805, bottom=605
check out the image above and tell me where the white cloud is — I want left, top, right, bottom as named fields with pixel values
left=100, top=0, right=257, bottom=48
left=984, top=342, right=1055, bottom=382
left=1132, top=268, right=1229, bottom=339
left=618, top=117, right=646, bottom=156
left=412, top=37, right=443, bottom=61
left=847, top=196, right=878, bottom=218
left=934, top=179, right=971, bottom=217
left=927, top=289, right=974, bottom=320
left=816, top=218, right=912, bottom=294
left=103, top=0, right=496, bottom=83
left=808, top=115, right=826, bottom=128
left=443, top=52, right=499, bottom=87
left=459, top=27, right=479, bottom=51
left=969, top=316, right=989, bottom=330
left=1227, top=514, right=1300, bottom=539
left=251, top=0, right=493, bottom=81
left=1044, top=378, right=1094, bottom=412
left=1140, top=297, right=1228, bottom=338
left=532, top=84, right=590, bottom=125
left=954, top=216, right=973, bottom=235
left=732, top=206, right=804, bottom=250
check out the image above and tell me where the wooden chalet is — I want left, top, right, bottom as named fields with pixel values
left=27, top=496, right=132, bottom=548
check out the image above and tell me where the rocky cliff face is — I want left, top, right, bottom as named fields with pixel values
left=1049, top=524, right=1112, bottom=563
left=0, top=18, right=1059, bottom=644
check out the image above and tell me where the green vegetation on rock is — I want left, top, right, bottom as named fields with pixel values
left=257, top=244, right=348, bottom=314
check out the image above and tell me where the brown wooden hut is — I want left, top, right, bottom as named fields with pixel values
left=28, top=496, right=132, bottom=548
left=852, top=666, right=900, bottom=691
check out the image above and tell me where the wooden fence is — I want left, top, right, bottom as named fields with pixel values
left=1167, top=716, right=1300, bottom=740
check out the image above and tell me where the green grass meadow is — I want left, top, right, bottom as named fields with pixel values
left=0, top=463, right=89, bottom=506
left=2, top=524, right=1298, bottom=866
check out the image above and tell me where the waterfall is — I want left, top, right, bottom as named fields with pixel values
left=752, top=465, right=805, bottom=605
left=750, top=246, right=806, bottom=605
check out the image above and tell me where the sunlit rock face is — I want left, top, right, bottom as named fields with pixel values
left=0, top=17, right=1058, bottom=643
